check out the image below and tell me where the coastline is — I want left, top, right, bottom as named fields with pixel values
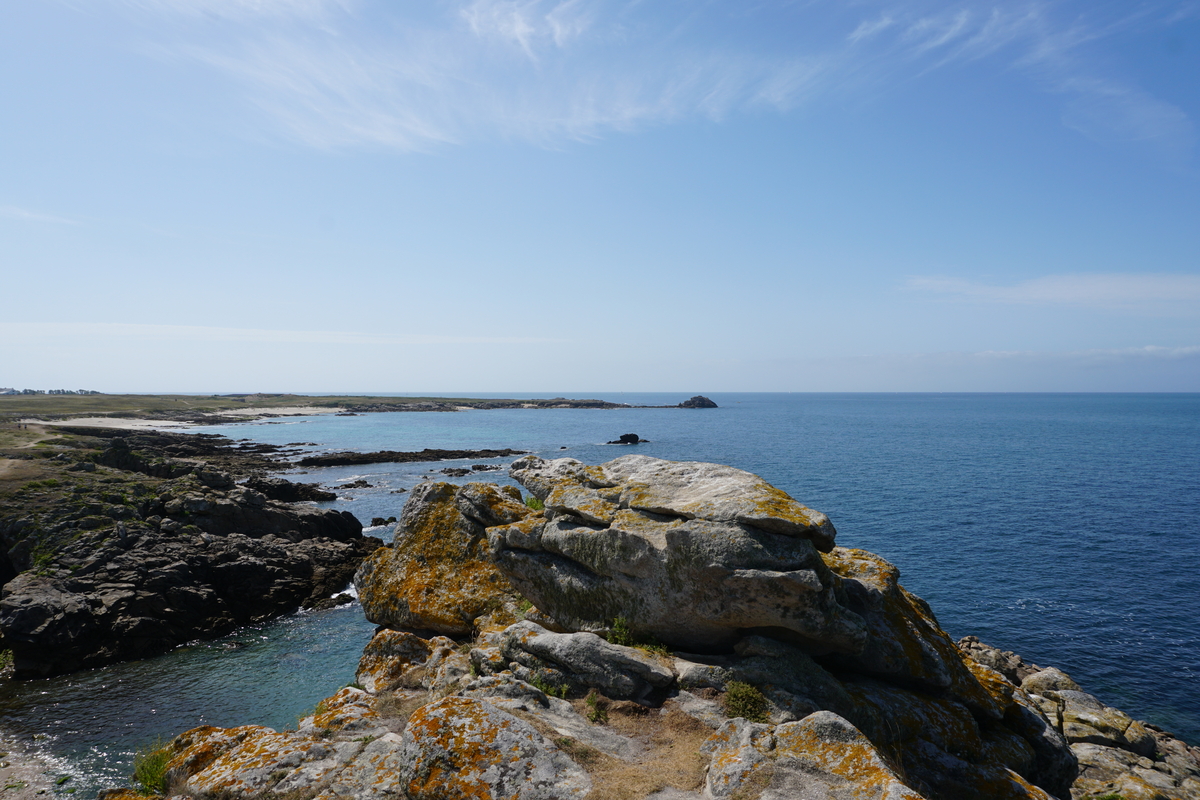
left=0, top=731, right=63, bottom=800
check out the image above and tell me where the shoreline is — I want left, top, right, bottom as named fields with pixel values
left=0, top=731, right=65, bottom=800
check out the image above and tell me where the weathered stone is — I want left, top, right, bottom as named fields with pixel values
left=1053, top=690, right=1158, bottom=758
left=674, top=635, right=858, bottom=725
left=399, top=696, right=591, bottom=799
left=164, top=725, right=362, bottom=799
left=957, top=635, right=1042, bottom=685
left=821, top=548, right=1005, bottom=719
left=354, top=630, right=469, bottom=696
left=355, top=482, right=530, bottom=636
left=463, top=674, right=643, bottom=760
left=497, top=620, right=675, bottom=702
left=491, top=455, right=863, bottom=652
left=702, top=711, right=926, bottom=799
left=1021, top=667, right=1081, bottom=695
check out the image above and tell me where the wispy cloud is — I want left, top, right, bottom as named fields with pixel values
left=0, top=206, right=78, bottom=225
left=906, top=273, right=1200, bottom=315
left=0, top=322, right=563, bottom=346
left=107, top=0, right=1196, bottom=153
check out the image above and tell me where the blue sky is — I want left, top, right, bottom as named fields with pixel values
left=2, top=0, right=1198, bottom=392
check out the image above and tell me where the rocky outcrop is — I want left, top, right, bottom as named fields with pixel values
left=959, top=638, right=1200, bottom=800
left=122, top=457, right=1200, bottom=800
left=354, top=481, right=530, bottom=636
left=0, top=450, right=378, bottom=677
left=678, top=396, right=718, bottom=409
left=244, top=476, right=336, bottom=502
left=489, top=455, right=850, bottom=651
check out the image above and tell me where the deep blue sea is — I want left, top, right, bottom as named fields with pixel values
left=2, top=393, right=1197, bottom=796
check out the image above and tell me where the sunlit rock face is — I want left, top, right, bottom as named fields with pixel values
left=489, top=455, right=867, bottom=654
left=354, top=481, right=530, bottom=636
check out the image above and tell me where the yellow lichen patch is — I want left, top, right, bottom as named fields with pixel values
left=772, top=723, right=916, bottom=797
left=355, top=629, right=434, bottom=694
left=403, top=696, right=590, bottom=800
left=311, top=687, right=379, bottom=732
left=963, top=657, right=1016, bottom=712
left=164, top=725, right=264, bottom=784
left=356, top=483, right=526, bottom=636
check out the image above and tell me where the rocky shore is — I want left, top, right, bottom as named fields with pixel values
left=0, top=425, right=382, bottom=677
left=103, top=455, right=1200, bottom=800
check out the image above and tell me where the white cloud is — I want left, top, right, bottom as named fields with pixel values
left=0, top=322, right=563, bottom=346
left=121, top=0, right=353, bottom=22
left=104, top=0, right=1196, bottom=154
left=0, top=206, right=78, bottom=225
left=906, top=273, right=1200, bottom=315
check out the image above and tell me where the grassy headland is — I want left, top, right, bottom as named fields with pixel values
left=0, top=393, right=631, bottom=425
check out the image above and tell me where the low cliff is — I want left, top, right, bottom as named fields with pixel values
left=111, top=456, right=1200, bottom=800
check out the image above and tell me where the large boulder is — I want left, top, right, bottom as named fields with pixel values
left=702, top=712, right=926, bottom=799
left=489, top=455, right=863, bottom=652
left=355, top=482, right=531, bottom=636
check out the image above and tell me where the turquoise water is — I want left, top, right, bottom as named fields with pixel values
left=3, top=393, right=1198, bottom=795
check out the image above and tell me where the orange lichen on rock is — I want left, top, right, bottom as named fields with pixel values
left=400, top=696, right=590, bottom=800
left=355, top=482, right=531, bottom=636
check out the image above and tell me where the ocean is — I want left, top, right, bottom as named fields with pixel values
left=2, top=392, right=1197, bottom=796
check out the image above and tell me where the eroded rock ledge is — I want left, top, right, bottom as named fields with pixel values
left=111, top=456, right=1200, bottom=800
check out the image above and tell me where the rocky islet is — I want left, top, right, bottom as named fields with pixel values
left=111, top=455, right=1200, bottom=800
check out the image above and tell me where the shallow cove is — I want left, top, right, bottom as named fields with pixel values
left=0, top=392, right=1196, bottom=797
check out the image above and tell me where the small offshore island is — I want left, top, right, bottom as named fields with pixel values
left=0, top=394, right=1197, bottom=800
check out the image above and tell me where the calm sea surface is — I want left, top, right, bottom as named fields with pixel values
left=3, top=393, right=1197, bottom=796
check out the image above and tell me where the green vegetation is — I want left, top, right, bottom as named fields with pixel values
left=722, top=681, right=770, bottom=724
left=585, top=690, right=608, bottom=724
left=517, top=599, right=533, bottom=613
left=529, top=672, right=569, bottom=699
left=605, top=616, right=672, bottom=657
left=0, top=393, right=570, bottom=422
left=0, top=650, right=13, bottom=672
left=524, top=495, right=544, bottom=511
left=132, top=741, right=172, bottom=796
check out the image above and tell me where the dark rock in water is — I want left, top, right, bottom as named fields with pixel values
left=297, top=448, right=526, bottom=468
left=245, top=476, right=337, bottom=502
left=390, top=488, right=408, bottom=494
left=607, top=433, right=648, bottom=445
left=369, top=517, right=398, bottom=527
left=338, top=480, right=373, bottom=490
left=471, top=464, right=501, bottom=472
left=307, top=592, right=356, bottom=611
left=678, top=395, right=718, bottom=408
left=439, top=468, right=471, bottom=477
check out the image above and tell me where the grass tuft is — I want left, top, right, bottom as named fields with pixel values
left=132, top=740, right=172, bottom=796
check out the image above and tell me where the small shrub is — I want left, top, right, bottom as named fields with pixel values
left=0, top=650, right=13, bottom=671
left=132, top=741, right=171, bottom=795
left=608, top=617, right=635, bottom=647
left=524, top=495, right=544, bottom=511
left=517, top=599, right=533, bottom=613
left=722, top=681, right=770, bottom=724
left=585, top=690, right=609, bottom=724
